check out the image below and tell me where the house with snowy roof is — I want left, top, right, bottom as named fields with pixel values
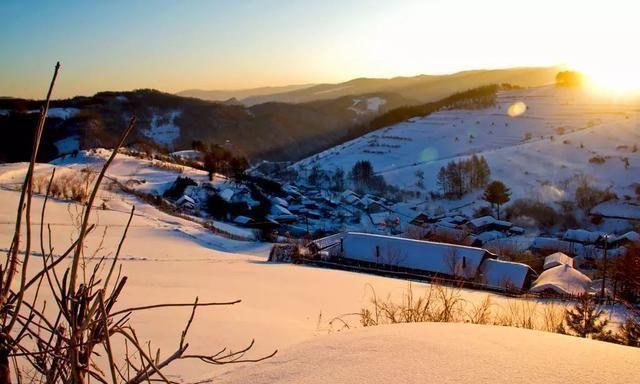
left=610, top=231, right=640, bottom=248
left=409, top=213, right=440, bottom=228
left=176, top=195, right=196, bottom=210
left=479, top=259, right=537, bottom=292
left=466, top=216, right=512, bottom=234
left=562, top=229, right=605, bottom=245
left=268, top=204, right=298, bottom=223
left=530, top=264, right=592, bottom=296
left=341, top=232, right=494, bottom=280
left=543, top=252, right=573, bottom=270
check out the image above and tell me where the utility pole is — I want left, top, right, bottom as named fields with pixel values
left=600, top=234, right=610, bottom=301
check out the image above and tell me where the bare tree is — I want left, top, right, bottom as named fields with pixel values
left=0, top=63, right=275, bottom=384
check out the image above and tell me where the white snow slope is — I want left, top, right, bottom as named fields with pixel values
left=219, top=322, right=640, bottom=384
left=0, top=156, right=635, bottom=382
left=295, top=86, right=640, bottom=208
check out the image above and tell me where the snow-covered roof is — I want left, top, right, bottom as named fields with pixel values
left=233, top=216, right=253, bottom=225
left=477, top=230, right=505, bottom=243
left=343, top=194, right=361, bottom=204
left=271, top=204, right=295, bottom=216
left=342, top=232, right=491, bottom=278
left=543, top=252, right=573, bottom=270
left=370, top=212, right=390, bottom=226
left=341, top=189, right=359, bottom=198
left=176, top=195, right=195, bottom=206
left=562, top=229, right=604, bottom=244
left=479, top=259, right=536, bottom=291
left=468, top=216, right=512, bottom=229
left=271, top=196, right=289, bottom=207
left=170, top=150, right=201, bottom=159
left=530, top=264, right=592, bottom=296
left=531, top=237, right=574, bottom=253
left=591, top=200, right=640, bottom=220
left=612, top=231, right=640, bottom=244
left=219, top=188, right=235, bottom=202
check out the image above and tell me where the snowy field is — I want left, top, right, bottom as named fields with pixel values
left=219, top=322, right=640, bottom=384
left=295, top=86, right=640, bottom=212
left=1, top=129, right=639, bottom=381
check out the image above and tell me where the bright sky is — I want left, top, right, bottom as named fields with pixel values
left=1, top=0, right=639, bottom=98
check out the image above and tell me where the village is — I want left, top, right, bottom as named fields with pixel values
left=156, top=164, right=639, bottom=302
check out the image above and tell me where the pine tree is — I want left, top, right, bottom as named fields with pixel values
left=481, top=180, right=511, bottom=219
left=564, top=294, right=609, bottom=338
left=618, top=316, right=640, bottom=347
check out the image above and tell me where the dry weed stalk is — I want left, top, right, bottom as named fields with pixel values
left=0, top=63, right=274, bottom=384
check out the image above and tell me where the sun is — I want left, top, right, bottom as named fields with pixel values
left=580, top=63, right=640, bottom=94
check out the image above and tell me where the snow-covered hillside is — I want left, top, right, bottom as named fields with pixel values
left=295, top=86, right=640, bottom=208
left=218, top=322, right=640, bottom=384
left=0, top=152, right=635, bottom=381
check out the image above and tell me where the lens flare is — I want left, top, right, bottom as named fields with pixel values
left=507, top=101, right=527, bottom=117
left=419, top=147, right=439, bottom=163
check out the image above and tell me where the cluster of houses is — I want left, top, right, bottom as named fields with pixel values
left=309, top=232, right=538, bottom=293
left=223, top=183, right=397, bottom=234
left=408, top=213, right=524, bottom=246
left=531, top=229, right=640, bottom=267
left=305, top=228, right=637, bottom=297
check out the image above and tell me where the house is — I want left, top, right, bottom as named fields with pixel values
left=176, top=195, right=196, bottom=210
left=341, top=232, right=494, bottom=279
left=341, top=190, right=361, bottom=205
left=427, top=225, right=478, bottom=247
left=271, top=196, right=289, bottom=208
left=268, top=204, right=298, bottom=223
left=409, top=213, right=442, bottom=227
left=233, top=215, right=254, bottom=226
left=476, top=230, right=506, bottom=244
left=531, top=237, right=575, bottom=255
left=466, top=216, right=512, bottom=234
left=478, top=259, right=537, bottom=292
left=610, top=231, right=640, bottom=248
left=218, top=188, right=235, bottom=202
left=360, top=197, right=387, bottom=213
left=562, top=229, right=604, bottom=245
left=529, top=264, right=592, bottom=296
left=590, top=200, right=640, bottom=222
left=543, top=252, right=573, bottom=270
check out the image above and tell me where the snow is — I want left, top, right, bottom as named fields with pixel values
left=1, top=155, right=636, bottom=381
left=141, top=110, right=182, bottom=147
left=170, top=149, right=201, bottom=159
left=592, top=200, right=640, bottom=220
left=342, top=232, right=490, bottom=278
left=530, top=264, right=592, bottom=295
left=294, top=85, right=640, bottom=216
left=563, top=229, right=604, bottom=244
left=53, top=135, right=80, bottom=154
left=51, top=148, right=211, bottom=195
left=348, top=96, right=387, bottom=115
left=543, top=252, right=574, bottom=270
left=233, top=215, right=253, bottom=225
left=614, top=231, right=640, bottom=243
left=219, top=188, right=235, bottom=202
left=476, top=230, right=506, bottom=243
left=469, top=215, right=512, bottom=229
left=479, top=258, right=534, bottom=291
left=218, top=322, right=640, bottom=384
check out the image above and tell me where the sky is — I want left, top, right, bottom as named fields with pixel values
left=1, top=0, right=639, bottom=98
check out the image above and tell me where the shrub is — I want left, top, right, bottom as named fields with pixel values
left=589, top=155, right=606, bottom=164
left=575, top=178, right=616, bottom=211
